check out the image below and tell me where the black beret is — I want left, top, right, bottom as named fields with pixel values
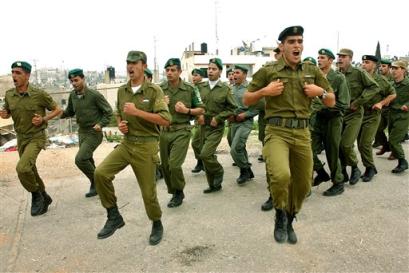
left=362, top=55, right=379, bottom=63
left=278, top=26, right=304, bottom=42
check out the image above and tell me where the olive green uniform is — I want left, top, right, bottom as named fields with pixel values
left=94, top=81, right=171, bottom=221
left=358, top=74, right=395, bottom=167
left=191, top=81, right=208, bottom=160
left=256, top=98, right=266, bottom=144
left=4, top=85, right=58, bottom=192
left=61, top=87, right=113, bottom=183
left=339, top=66, right=379, bottom=167
left=200, top=80, right=237, bottom=188
left=248, top=58, right=332, bottom=214
left=159, top=80, right=204, bottom=193
left=388, top=77, right=409, bottom=160
left=230, top=81, right=259, bottom=168
left=311, top=69, right=350, bottom=183
left=374, top=74, right=394, bottom=147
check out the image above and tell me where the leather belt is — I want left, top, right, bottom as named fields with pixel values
left=267, top=117, right=309, bottom=129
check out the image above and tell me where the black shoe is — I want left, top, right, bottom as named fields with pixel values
left=203, top=185, right=222, bottom=194
left=392, top=158, right=409, bottom=174
left=376, top=145, right=389, bottom=155
left=232, top=162, right=237, bottom=166
left=313, top=168, right=330, bottom=186
left=149, top=220, right=163, bottom=245
left=349, top=166, right=361, bottom=185
left=362, top=167, right=377, bottom=182
left=191, top=160, right=204, bottom=173
left=258, top=155, right=264, bottom=162
left=323, top=183, right=344, bottom=196
left=31, top=191, right=45, bottom=216
left=261, top=196, right=273, bottom=211
left=236, top=168, right=252, bottom=184
left=85, top=182, right=97, bottom=198
left=41, top=191, right=53, bottom=213
left=248, top=166, right=254, bottom=178
left=342, top=167, right=349, bottom=183
left=167, top=190, right=185, bottom=208
left=97, top=206, right=125, bottom=239
left=274, top=209, right=288, bottom=243
left=286, top=212, right=297, bottom=244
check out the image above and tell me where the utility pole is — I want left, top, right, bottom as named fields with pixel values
left=33, top=59, right=39, bottom=84
left=153, top=36, right=159, bottom=83
left=215, top=0, right=219, bottom=55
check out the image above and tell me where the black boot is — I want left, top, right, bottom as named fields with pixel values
left=392, top=158, right=409, bottom=173
left=342, top=167, right=349, bottom=183
left=349, top=166, right=361, bottom=185
left=85, top=181, right=97, bottom=198
left=274, top=209, right=288, bottom=243
left=323, top=183, right=344, bottom=196
left=261, top=195, right=273, bottom=211
left=167, top=190, right=185, bottom=208
left=191, top=160, right=204, bottom=173
left=41, top=191, right=53, bottom=213
left=97, top=206, right=125, bottom=239
left=286, top=212, right=297, bottom=244
left=149, top=220, right=163, bottom=245
left=313, top=168, right=330, bottom=186
left=362, top=166, right=377, bottom=182
left=248, top=166, right=254, bottom=179
left=31, top=191, right=45, bottom=216
left=236, top=168, right=251, bottom=184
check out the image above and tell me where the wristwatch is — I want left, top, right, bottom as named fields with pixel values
left=320, top=89, right=328, bottom=99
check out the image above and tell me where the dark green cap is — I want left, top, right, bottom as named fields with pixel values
left=144, top=68, right=153, bottom=77
left=209, top=58, right=223, bottom=70
left=11, top=61, right=32, bottom=73
left=127, top=51, right=147, bottom=63
left=234, top=64, right=249, bottom=73
left=303, top=57, right=317, bottom=66
left=164, top=58, right=181, bottom=68
left=191, top=68, right=204, bottom=77
left=362, top=55, right=379, bottom=63
left=318, top=48, right=335, bottom=59
left=337, top=48, right=353, bottom=57
left=380, top=58, right=392, bottom=65
left=226, top=67, right=233, bottom=73
left=68, top=68, right=84, bottom=79
left=278, top=26, right=304, bottom=42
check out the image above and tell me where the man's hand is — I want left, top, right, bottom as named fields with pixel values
left=0, top=109, right=9, bottom=119
left=93, top=124, right=102, bottom=132
left=123, top=103, right=140, bottom=116
left=32, top=114, right=44, bottom=126
left=261, top=79, right=284, bottom=97
left=210, top=117, right=218, bottom=127
left=175, top=101, right=188, bottom=114
left=235, top=113, right=246, bottom=122
left=402, top=105, right=408, bottom=112
left=164, top=96, right=170, bottom=105
left=197, top=115, right=205, bottom=125
left=372, top=103, right=383, bottom=111
left=227, top=115, right=235, bottom=123
left=118, top=120, right=128, bottom=134
left=304, top=84, right=324, bottom=98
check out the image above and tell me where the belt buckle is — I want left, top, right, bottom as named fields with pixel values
left=290, top=119, right=298, bottom=128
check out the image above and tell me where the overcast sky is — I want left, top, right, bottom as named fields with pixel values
left=0, top=0, right=407, bottom=76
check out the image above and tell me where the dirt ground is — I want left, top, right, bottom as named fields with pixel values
left=0, top=133, right=408, bottom=273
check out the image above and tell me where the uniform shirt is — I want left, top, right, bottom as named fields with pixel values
left=364, top=74, right=396, bottom=109
left=4, top=84, right=57, bottom=135
left=340, top=65, right=379, bottom=108
left=116, top=80, right=171, bottom=137
left=311, top=68, right=350, bottom=113
left=200, top=80, right=237, bottom=123
left=232, top=81, right=259, bottom=118
left=248, top=58, right=332, bottom=119
left=160, top=79, right=204, bottom=124
left=390, top=77, right=409, bottom=111
left=61, top=87, right=113, bottom=130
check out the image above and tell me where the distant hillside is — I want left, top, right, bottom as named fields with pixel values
left=0, top=75, right=13, bottom=96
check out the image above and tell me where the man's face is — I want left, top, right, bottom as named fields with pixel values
left=391, top=66, right=405, bottom=81
left=317, top=54, right=332, bottom=70
left=379, top=64, right=390, bottom=75
left=11, top=68, right=30, bottom=89
left=337, top=54, right=352, bottom=70
left=233, top=69, right=246, bottom=85
left=127, top=60, right=146, bottom=81
left=192, top=73, right=202, bottom=84
left=227, top=71, right=235, bottom=84
left=361, top=60, right=377, bottom=73
left=165, top=65, right=181, bottom=82
left=280, top=35, right=303, bottom=66
left=207, top=63, right=221, bottom=81
left=69, top=76, right=85, bottom=92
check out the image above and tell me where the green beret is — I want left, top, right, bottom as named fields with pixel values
left=164, top=58, right=181, bottom=68
left=127, top=50, right=147, bottom=63
left=303, top=57, right=317, bottom=66
left=380, top=58, right=392, bottom=65
left=234, top=64, right=249, bottom=73
left=362, top=55, right=379, bottom=63
left=11, top=61, right=32, bottom=73
left=68, top=68, right=84, bottom=79
left=226, top=67, right=233, bottom=73
left=191, top=68, right=204, bottom=77
left=144, top=68, right=153, bottom=77
left=209, top=58, right=223, bottom=70
left=391, top=60, right=408, bottom=70
left=318, top=48, right=335, bottom=59
left=278, top=26, right=304, bottom=42
left=337, top=48, right=353, bottom=57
